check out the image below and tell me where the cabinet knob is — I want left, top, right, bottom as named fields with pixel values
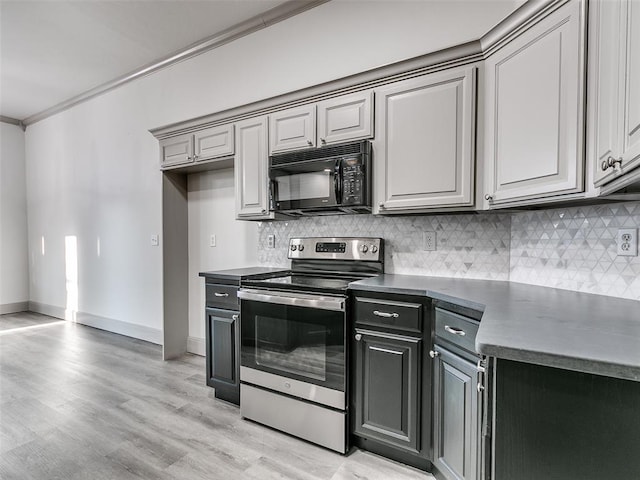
left=193, top=154, right=199, bottom=161
left=429, top=350, right=440, bottom=358
left=320, top=138, right=326, bottom=145
left=601, top=159, right=610, bottom=171
left=378, top=202, right=385, bottom=209
left=477, top=383, right=485, bottom=393
left=261, top=209, right=267, bottom=214
left=484, top=194, right=494, bottom=202
left=232, top=314, right=239, bottom=320
left=187, top=155, right=192, bottom=161
left=607, top=156, right=623, bottom=169
left=307, top=140, right=313, bottom=146
left=355, top=333, right=362, bottom=341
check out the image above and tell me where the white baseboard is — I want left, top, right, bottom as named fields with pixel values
left=28, top=301, right=162, bottom=345
left=187, top=336, right=206, bottom=356
left=0, top=301, right=30, bottom=315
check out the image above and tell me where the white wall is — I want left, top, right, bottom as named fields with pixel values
left=187, top=168, right=258, bottom=354
left=0, top=123, right=29, bottom=312
left=23, top=1, right=521, bottom=337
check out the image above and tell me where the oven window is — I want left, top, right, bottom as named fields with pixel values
left=255, top=315, right=328, bottom=381
left=241, top=300, right=345, bottom=391
left=274, top=171, right=331, bottom=202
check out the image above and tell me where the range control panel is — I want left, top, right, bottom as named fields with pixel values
left=288, top=237, right=383, bottom=261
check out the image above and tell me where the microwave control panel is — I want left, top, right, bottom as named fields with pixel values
left=342, top=157, right=364, bottom=205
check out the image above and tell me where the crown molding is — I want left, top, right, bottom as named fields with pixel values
left=21, top=0, right=330, bottom=127
left=0, top=116, right=26, bottom=131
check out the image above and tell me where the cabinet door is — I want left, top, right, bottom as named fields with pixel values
left=206, top=308, right=240, bottom=405
left=353, top=329, right=422, bottom=453
left=433, top=346, right=481, bottom=480
left=269, top=104, right=316, bottom=153
left=160, top=133, right=193, bottom=168
left=317, top=91, right=373, bottom=146
left=484, top=0, right=585, bottom=206
left=374, top=66, right=476, bottom=213
left=622, top=0, right=640, bottom=169
left=235, top=116, right=271, bottom=219
left=194, top=124, right=234, bottom=162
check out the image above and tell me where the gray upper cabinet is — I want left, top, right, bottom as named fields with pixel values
left=194, top=124, right=234, bottom=162
left=160, top=124, right=234, bottom=169
left=234, top=116, right=272, bottom=220
left=269, top=104, right=317, bottom=154
left=590, top=0, right=640, bottom=193
left=483, top=0, right=586, bottom=207
left=317, top=91, right=374, bottom=146
left=374, top=66, right=476, bottom=213
left=160, top=133, right=193, bottom=168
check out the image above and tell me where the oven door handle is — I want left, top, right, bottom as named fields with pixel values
left=238, top=288, right=345, bottom=312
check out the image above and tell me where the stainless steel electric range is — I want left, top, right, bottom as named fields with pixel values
left=237, top=237, right=384, bottom=453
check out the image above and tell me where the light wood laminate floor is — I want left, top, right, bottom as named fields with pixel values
left=0, top=312, right=433, bottom=480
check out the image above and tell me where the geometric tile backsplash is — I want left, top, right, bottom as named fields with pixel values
left=258, top=213, right=513, bottom=280
left=510, top=201, right=640, bottom=301
left=257, top=200, right=640, bottom=301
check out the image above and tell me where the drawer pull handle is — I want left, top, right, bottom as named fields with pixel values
left=373, top=310, right=399, bottom=318
left=444, top=325, right=466, bottom=336
left=214, top=292, right=229, bottom=297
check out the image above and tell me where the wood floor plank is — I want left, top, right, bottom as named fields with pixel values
left=0, top=312, right=435, bottom=480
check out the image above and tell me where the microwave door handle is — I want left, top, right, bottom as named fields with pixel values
left=334, top=159, right=341, bottom=202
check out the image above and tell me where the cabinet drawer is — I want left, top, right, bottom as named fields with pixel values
left=206, top=284, right=239, bottom=309
left=355, top=297, right=422, bottom=334
left=435, top=307, right=479, bottom=353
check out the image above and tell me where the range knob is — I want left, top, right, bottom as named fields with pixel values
left=371, top=245, right=378, bottom=254
left=298, top=244, right=304, bottom=251
left=290, top=245, right=297, bottom=251
left=361, top=244, right=369, bottom=253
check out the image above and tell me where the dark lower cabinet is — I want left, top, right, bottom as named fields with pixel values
left=206, top=307, right=240, bottom=405
left=353, top=329, right=422, bottom=452
left=351, top=292, right=432, bottom=471
left=432, top=346, right=481, bottom=480
left=493, top=359, right=640, bottom=480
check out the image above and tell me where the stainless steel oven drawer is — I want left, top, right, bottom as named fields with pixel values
left=355, top=297, right=422, bottom=334
left=241, top=383, right=347, bottom=453
left=206, top=284, right=239, bottom=309
left=434, top=307, right=479, bottom=353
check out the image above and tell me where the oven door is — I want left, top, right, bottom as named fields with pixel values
left=270, top=157, right=340, bottom=211
left=238, top=288, right=346, bottom=394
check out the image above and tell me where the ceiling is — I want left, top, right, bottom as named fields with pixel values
left=0, top=0, right=524, bottom=125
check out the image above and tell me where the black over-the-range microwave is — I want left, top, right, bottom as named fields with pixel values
left=269, top=140, right=372, bottom=216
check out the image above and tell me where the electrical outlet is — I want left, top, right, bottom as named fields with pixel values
left=267, top=234, right=275, bottom=249
left=423, top=231, right=436, bottom=251
left=617, top=228, right=638, bottom=256
left=209, top=234, right=216, bottom=247
left=150, top=234, right=159, bottom=246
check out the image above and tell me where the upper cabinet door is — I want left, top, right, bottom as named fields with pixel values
left=269, top=105, right=316, bottom=154
left=374, top=66, right=476, bottom=213
left=194, top=124, right=234, bottom=162
left=484, top=0, right=585, bottom=206
left=160, top=133, right=193, bottom=168
left=317, top=91, right=374, bottom=146
left=591, top=0, right=640, bottom=189
left=235, top=116, right=271, bottom=219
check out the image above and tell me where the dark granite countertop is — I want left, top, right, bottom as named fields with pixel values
left=199, top=267, right=288, bottom=283
left=349, top=274, right=640, bottom=382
